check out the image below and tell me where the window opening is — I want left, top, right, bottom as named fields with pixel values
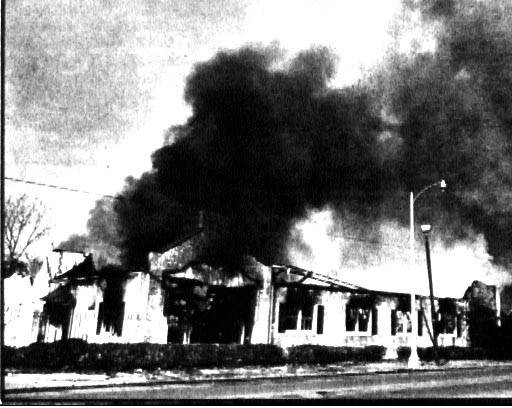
left=456, top=313, right=463, bottom=338
left=371, top=307, right=378, bottom=335
left=345, top=295, right=372, bottom=333
left=277, top=287, right=319, bottom=332
left=391, top=295, right=412, bottom=335
left=317, top=305, right=324, bottom=334
left=438, top=298, right=457, bottom=335
left=96, top=276, right=125, bottom=337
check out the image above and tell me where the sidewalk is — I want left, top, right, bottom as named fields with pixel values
left=5, top=360, right=512, bottom=392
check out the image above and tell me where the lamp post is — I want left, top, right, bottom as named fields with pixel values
left=408, top=179, right=446, bottom=369
left=420, top=224, right=440, bottom=364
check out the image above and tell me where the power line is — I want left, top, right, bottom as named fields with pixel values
left=2, top=178, right=419, bottom=249
left=5, top=176, right=116, bottom=198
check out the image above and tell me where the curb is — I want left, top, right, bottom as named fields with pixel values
left=6, top=362, right=512, bottom=395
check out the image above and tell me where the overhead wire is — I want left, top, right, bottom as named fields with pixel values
left=5, top=176, right=116, bottom=198
left=5, top=177, right=410, bottom=249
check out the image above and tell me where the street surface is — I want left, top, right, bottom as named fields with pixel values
left=4, top=365, right=512, bottom=401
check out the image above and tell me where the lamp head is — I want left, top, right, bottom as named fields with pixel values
left=439, top=179, right=447, bottom=192
left=420, top=224, right=432, bottom=235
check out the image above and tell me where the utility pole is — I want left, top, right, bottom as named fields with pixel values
left=408, top=179, right=446, bottom=368
left=421, top=224, right=440, bottom=364
left=408, top=192, right=420, bottom=367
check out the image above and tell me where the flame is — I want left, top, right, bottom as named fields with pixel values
left=287, top=206, right=343, bottom=275
left=287, top=207, right=511, bottom=298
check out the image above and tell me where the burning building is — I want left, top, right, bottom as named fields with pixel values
left=38, top=222, right=476, bottom=355
left=36, top=4, right=512, bottom=351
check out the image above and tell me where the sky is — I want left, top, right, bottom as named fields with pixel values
left=5, top=0, right=434, bottom=259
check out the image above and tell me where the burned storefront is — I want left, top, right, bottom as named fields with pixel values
left=37, top=229, right=471, bottom=354
left=37, top=234, right=274, bottom=346
left=268, top=265, right=469, bottom=350
left=161, top=269, right=259, bottom=345
left=37, top=256, right=166, bottom=344
left=146, top=220, right=276, bottom=345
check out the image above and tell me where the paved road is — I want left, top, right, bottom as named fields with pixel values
left=5, top=365, right=512, bottom=401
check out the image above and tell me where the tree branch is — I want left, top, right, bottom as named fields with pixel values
left=3, top=194, right=49, bottom=268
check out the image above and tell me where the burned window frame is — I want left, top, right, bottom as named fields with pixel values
left=95, top=276, right=126, bottom=337
left=96, top=301, right=125, bottom=336
left=316, top=304, right=325, bottom=334
left=391, top=295, right=412, bottom=336
left=277, top=287, right=320, bottom=333
left=437, top=298, right=458, bottom=335
left=345, top=295, right=373, bottom=335
left=391, top=310, right=412, bottom=335
left=418, top=309, right=424, bottom=336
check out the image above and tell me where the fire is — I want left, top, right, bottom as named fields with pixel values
left=287, top=206, right=343, bottom=276
left=287, top=207, right=511, bottom=298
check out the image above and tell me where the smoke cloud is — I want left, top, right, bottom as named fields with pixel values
left=110, top=0, right=512, bottom=281
left=115, top=45, right=386, bottom=268
left=381, top=0, right=512, bottom=264
left=59, top=197, right=121, bottom=268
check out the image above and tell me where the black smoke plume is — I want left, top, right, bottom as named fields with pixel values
left=113, top=0, right=512, bottom=271
left=115, top=46, right=385, bottom=269
left=382, top=0, right=512, bottom=263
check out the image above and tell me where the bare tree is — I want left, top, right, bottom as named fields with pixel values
left=3, top=194, right=49, bottom=277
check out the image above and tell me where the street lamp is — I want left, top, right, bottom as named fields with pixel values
left=420, top=224, right=440, bottom=364
left=408, top=179, right=446, bottom=369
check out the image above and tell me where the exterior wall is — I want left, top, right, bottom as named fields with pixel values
left=271, top=288, right=469, bottom=350
left=4, top=274, right=40, bottom=347
left=40, top=272, right=168, bottom=344
left=89, top=272, right=147, bottom=344
left=68, top=284, right=101, bottom=341
left=417, top=298, right=469, bottom=348
left=143, top=275, right=167, bottom=344
left=119, top=272, right=153, bottom=343
left=272, top=290, right=346, bottom=347
left=37, top=265, right=469, bottom=352
left=151, top=240, right=270, bottom=344
left=249, top=264, right=272, bottom=344
left=86, top=272, right=166, bottom=344
left=42, top=321, right=64, bottom=343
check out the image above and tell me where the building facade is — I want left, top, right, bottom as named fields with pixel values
left=37, top=243, right=471, bottom=354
